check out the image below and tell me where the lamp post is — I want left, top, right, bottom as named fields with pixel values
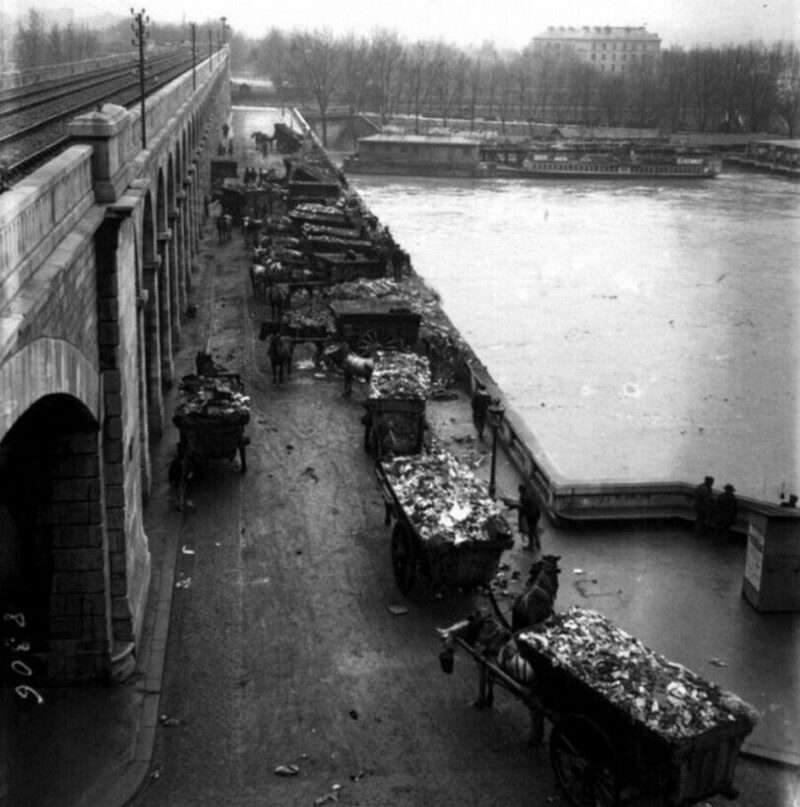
left=486, top=398, right=505, bottom=499
left=189, top=22, right=196, bottom=91
left=130, top=8, right=150, bottom=148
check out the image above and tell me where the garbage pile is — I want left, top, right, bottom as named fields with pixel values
left=369, top=352, right=431, bottom=401
left=382, top=446, right=502, bottom=544
left=290, top=202, right=351, bottom=226
left=518, top=606, right=759, bottom=741
left=173, top=375, right=251, bottom=426
left=328, top=278, right=399, bottom=300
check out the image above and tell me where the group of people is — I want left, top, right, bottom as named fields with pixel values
left=693, top=476, right=739, bottom=541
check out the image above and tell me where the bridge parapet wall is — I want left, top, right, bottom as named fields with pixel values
left=0, top=147, right=96, bottom=327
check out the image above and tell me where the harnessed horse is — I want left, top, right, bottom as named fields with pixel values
left=437, top=555, right=562, bottom=746
left=324, top=343, right=374, bottom=396
left=216, top=213, right=233, bottom=244
left=266, top=282, right=289, bottom=321
left=259, top=323, right=294, bottom=383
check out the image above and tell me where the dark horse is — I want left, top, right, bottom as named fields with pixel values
left=259, top=322, right=294, bottom=383
left=436, top=555, right=562, bottom=746
left=266, top=282, right=289, bottom=320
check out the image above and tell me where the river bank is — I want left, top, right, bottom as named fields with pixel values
left=274, top=108, right=799, bottom=541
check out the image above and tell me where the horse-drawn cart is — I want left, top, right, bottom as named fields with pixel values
left=377, top=447, right=512, bottom=593
left=363, top=352, right=431, bottom=457
left=329, top=297, right=422, bottom=355
left=440, top=604, right=758, bottom=807
left=171, top=374, right=250, bottom=510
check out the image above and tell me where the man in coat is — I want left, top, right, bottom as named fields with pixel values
left=693, top=475, right=714, bottom=536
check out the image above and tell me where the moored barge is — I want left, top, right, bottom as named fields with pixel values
left=343, top=132, right=721, bottom=180
left=483, top=138, right=721, bottom=179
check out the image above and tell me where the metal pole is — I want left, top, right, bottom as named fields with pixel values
left=489, top=424, right=499, bottom=499
left=131, top=8, right=149, bottom=148
left=190, top=22, right=196, bottom=91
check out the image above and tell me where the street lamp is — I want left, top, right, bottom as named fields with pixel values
left=486, top=398, right=505, bottom=499
left=130, top=8, right=150, bottom=148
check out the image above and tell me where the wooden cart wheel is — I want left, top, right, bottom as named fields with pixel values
left=549, top=715, right=621, bottom=807
left=357, top=330, right=380, bottom=356
left=391, top=522, right=418, bottom=595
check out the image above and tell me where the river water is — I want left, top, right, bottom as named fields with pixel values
left=347, top=169, right=799, bottom=500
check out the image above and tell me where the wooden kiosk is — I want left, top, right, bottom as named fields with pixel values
left=743, top=506, right=800, bottom=612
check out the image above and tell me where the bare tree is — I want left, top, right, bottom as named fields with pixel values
left=774, top=43, right=800, bottom=136
left=403, top=40, right=436, bottom=132
left=370, top=29, right=405, bottom=125
left=14, top=9, right=47, bottom=70
left=341, top=33, right=371, bottom=148
left=288, top=29, right=341, bottom=147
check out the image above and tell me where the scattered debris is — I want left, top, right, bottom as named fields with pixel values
left=709, top=658, right=728, bottom=668
left=181, top=545, right=195, bottom=555
left=573, top=569, right=584, bottom=575
left=350, top=768, right=372, bottom=782
left=387, top=605, right=408, bottom=616
left=274, top=764, right=299, bottom=777
left=159, top=714, right=180, bottom=727
left=175, top=576, right=191, bottom=589
left=349, top=709, right=359, bottom=720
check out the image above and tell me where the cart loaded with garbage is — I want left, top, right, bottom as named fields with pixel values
left=376, top=444, right=513, bottom=593
left=439, top=601, right=759, bottom=807
left=171, top=371, right=251, bottom=510
left=363, top=352, right=432, bottom=458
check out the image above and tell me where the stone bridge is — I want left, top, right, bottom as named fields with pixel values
left=0, top=51, right=231, bottom=682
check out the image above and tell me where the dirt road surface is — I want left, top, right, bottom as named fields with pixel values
left=130, top=218, right=564, bottom=807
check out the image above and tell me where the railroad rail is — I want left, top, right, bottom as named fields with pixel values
left=0, top=46, right=218, bottom=188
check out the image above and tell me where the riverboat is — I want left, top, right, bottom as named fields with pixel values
left=343, top=133, right=721, bottom=180
left=343, top=133, right=495, bottom=179
left=725, top=139, right=800, bottom=178
left=482, top=139, right=722, bottom=179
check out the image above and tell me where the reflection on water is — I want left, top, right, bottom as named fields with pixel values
left=351, top=171, right=800, bottom=500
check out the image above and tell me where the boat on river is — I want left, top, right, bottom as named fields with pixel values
left=343, top=133, right=721, bottom=180
left=483, top=139, right=722, bottom=179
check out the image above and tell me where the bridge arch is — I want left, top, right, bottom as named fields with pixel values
left=0, top=392, right=109, bottom=681
left=1, top=51, right=231, bottom=683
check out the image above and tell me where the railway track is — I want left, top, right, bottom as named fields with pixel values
left=0, top=46, right=217, bottom=188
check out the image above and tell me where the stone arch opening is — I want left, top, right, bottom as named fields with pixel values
left=0, top=394, right=110, bottom=683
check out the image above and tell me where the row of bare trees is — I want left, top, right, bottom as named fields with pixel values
left=9, top=10, right=102, bottom=70
left=233, top=28, right=800, bottom=140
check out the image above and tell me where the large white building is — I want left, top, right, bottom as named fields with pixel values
left=532, top=26, right=661, bottom=73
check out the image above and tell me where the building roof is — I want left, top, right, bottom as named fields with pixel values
left=535, top=25, right=660, bottom=41
left=358, top=133, right=480, bottom=147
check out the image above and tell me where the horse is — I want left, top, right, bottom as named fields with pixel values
left=511, top=555, right=561, bottom=632
left=437, top=596, right=546, bottom=746
left=250, top=264, right=268, bottom=303
left=324, top=343, right=374, bottom=397
left=243, top=216, right=263, bottom=248
left=259, top=323, right=294, bottom=383
left=216, top=213, right=233, bottom=244
left=267, top=282, right=289, bottom=321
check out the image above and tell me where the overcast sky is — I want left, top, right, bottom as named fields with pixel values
left=7, top=0, right=800, bottom=49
